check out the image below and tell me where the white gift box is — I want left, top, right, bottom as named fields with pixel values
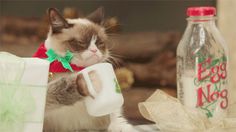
left=0, top=53, right=49, bottom=132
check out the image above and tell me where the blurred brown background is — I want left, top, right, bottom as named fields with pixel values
left=2, top=0, right=235, bottom=125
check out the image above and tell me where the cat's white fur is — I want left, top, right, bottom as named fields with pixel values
left=44, top=18, right=136, bottom=132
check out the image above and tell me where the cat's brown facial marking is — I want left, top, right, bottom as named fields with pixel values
left=66, top=24, right=107, bottom=53
left=45, top=7, right=109, bottom=67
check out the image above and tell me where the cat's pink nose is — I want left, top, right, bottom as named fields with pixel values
left=90, top=49, right=97, bottom=53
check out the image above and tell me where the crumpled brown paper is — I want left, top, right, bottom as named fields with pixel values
left=138, top=90, right=236, bottom=132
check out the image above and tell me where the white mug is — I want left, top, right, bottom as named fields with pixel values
left=78, top=63, right=124, bottom=117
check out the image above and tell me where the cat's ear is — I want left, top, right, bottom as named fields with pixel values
left=48, top=8, right=72, bottom=33
left=87, top=7, right=104, bottom=25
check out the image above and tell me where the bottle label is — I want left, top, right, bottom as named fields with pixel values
left=194, top=55, right=228, bottom=118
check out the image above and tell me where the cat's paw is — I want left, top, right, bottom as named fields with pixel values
left=76, top=73, right=90, bottom=96
left=88, top=70, right=102, bottom=93
left=76, top=70, right=102, bottom=97
left=108, top=123, right=137, bottom=132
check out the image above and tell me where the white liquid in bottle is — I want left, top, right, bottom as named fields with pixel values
left=181, top=76, right=197, bottom=108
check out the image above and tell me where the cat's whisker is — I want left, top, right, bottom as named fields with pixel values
left=105, top=59, right=114, bottom=65
left=107, top=49, right=125, bottom=59
left=107, top=56, right=122, bottom=68
left=104, top=23, right=122, bottom=31
left=109, top=53, right=122, bottom=61
left=109, top=53, right=124, bottom=59
left=106, top=33, right=120, bottom=36
left=104, top=58, right=116, bottom=67
left=105, top=57, right=114, bottom=64
left=106, top=31, right=120, bottom=34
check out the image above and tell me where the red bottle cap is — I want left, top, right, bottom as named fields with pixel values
left=187, top=7, right=216, bottom=16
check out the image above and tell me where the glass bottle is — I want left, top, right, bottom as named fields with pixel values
left=177, top=7, right=229, bottom=121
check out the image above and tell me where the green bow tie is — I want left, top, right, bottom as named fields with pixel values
left=46, top=49, right=74, bottom=72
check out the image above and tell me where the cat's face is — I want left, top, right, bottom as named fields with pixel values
left=45, top=8, right=109, bottom=67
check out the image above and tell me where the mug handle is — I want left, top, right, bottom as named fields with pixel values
left=82, top=71, right=97, bottom=98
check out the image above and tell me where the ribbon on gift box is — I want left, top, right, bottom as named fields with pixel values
left=139, top=90, right=236, bottom=132
left=0, top=52, right=35, bottom=132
